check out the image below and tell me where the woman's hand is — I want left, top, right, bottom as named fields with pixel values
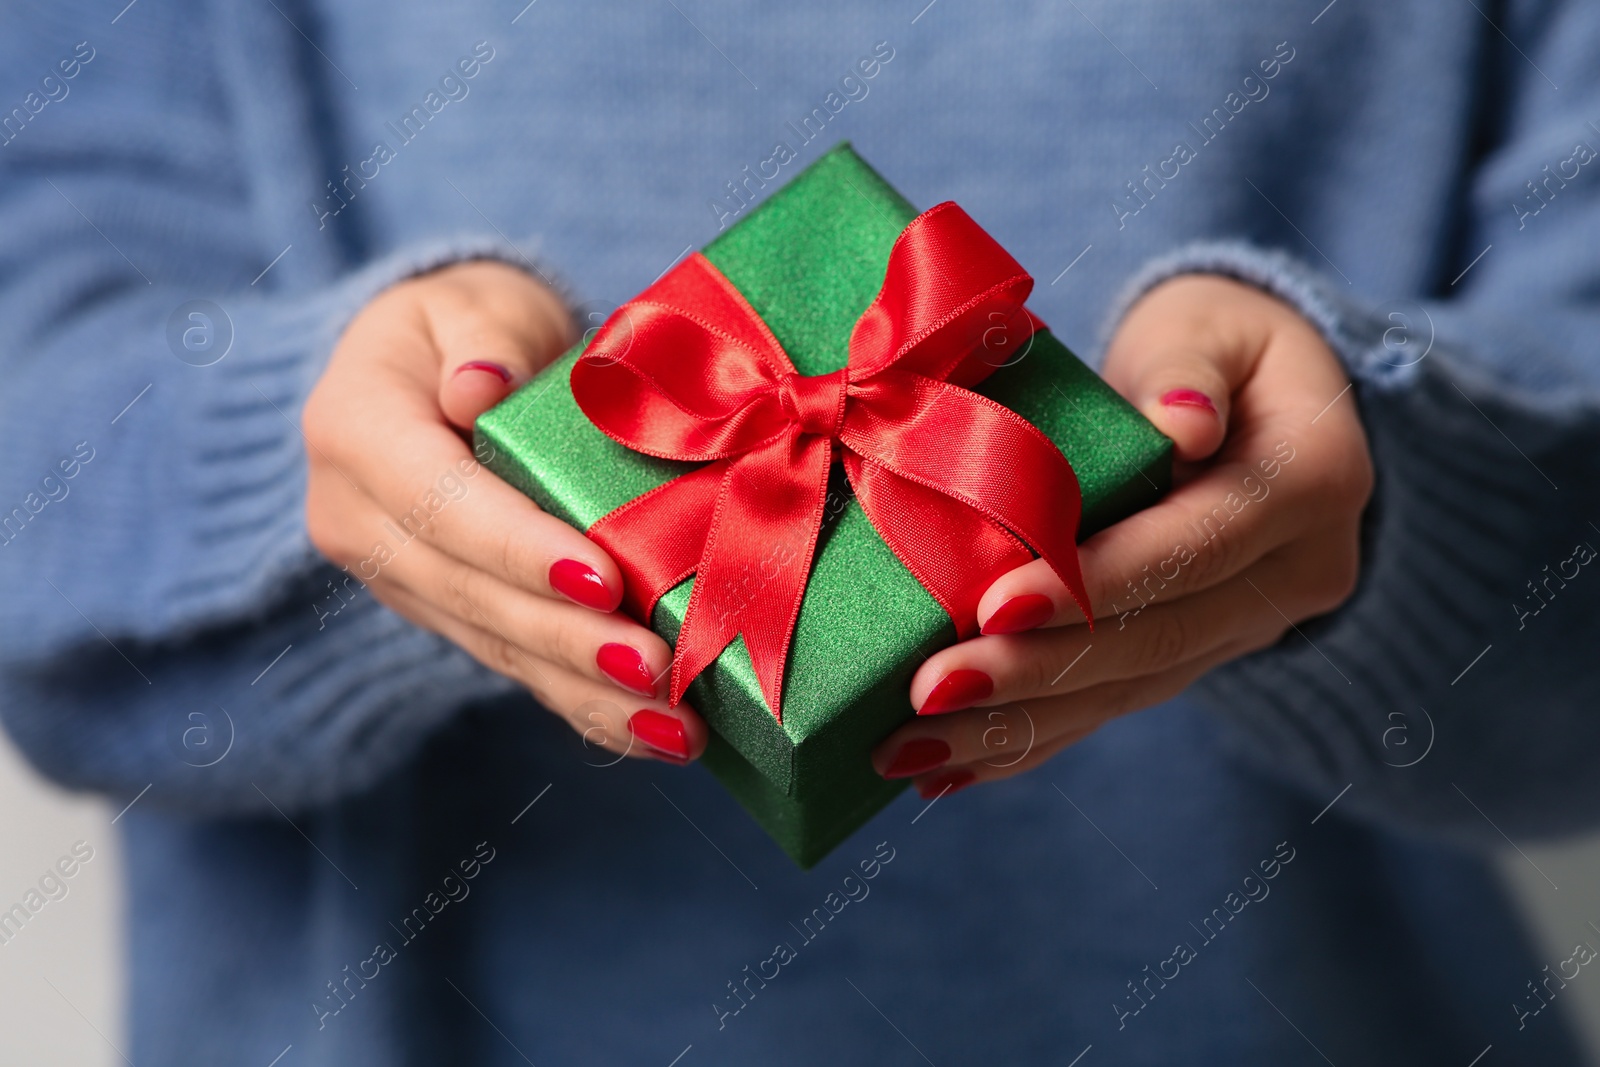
left=303, top=260, right=708, bottom=764
left=871, top=274, right=1374, bottom=797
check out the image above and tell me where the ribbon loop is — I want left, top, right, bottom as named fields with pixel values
left=572, top=202, right=1092, bottom=721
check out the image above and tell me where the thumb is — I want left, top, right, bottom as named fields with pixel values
left=1100, top=280, right=1262, bottom=463
left=433, top=284, right=573, bottom=431
left=439, top=354, right=523, bottom=431
left=1137, top=378, right=1228, bottom=465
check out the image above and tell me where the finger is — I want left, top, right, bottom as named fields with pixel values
left=905, top=726, right=1094, bottom=800
left=317, top=392, right=627, bottom=612
left=880, top=635, right=1260, bottom=789
left=377, top=530, right=674, bottom=698
left=914, top=547, right=1323, bottom=714
left=375, top=582, right=707, bottom=762
left=975, top=450, right=1307, bottom=634
left=315, top=472, right=671, bottom=701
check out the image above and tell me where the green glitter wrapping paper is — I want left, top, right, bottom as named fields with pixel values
left=477, top=144, right=1171, bottom=868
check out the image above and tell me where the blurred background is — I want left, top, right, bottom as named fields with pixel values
left=3, top=726, right=1600, bottom=1063
left=0, top=734, right=123, bottom=1065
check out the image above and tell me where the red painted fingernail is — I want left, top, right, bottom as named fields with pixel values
left=917, top=669, right=994, bottom=716
left=549, top=559, right=616, bottom=611
left=981, top=593, right=1055, bottom=635
left=883, top=738, right=951, bottom=779
left=918, top=769, right=976, bottom=799
left=628, top=709, right=690, bottom=761
left=597, top=643, right=657, bottom=697
left=455, top=360, right=513, bottom=383
left=1160, top=388, right=1216, bottom=415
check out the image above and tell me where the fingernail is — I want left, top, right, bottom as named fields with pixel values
left=455, top=360, right=513, bottom=383
left=883, top=738, right=951, bottom=779
left=1160, top=388, right=1216, bottom=415
left=980, top=593, right=1055, bottom=635
left=628, top=709, right=690, bottom=761
left=917, top=669, right=993, bottom=716
left=549, top=559, right=616, bottom=612
left=597, top=643, right=657, bottom=697
left=917, top=769, right=977, bottom=799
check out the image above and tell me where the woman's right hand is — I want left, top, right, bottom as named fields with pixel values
left=302, top=259, right=707, bottom=764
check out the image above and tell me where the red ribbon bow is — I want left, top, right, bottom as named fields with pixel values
left=573, top=202, right=1091, bottom=720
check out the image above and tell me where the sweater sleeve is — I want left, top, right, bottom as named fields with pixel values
left=0, top=3, right=529, bottom=814
left=1107, top=0, right=1600, bottom=843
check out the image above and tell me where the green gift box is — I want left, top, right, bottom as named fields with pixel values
left=477, top=144, right=1170, bottom=867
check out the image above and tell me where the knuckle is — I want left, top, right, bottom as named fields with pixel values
left=305, top=499, right=358, bottom=565
left=1241, top=623, right=1289, bottom=657
left=300, top=386, right=334, bottom=450
left=974, top=707, right=1024, bottom=759
left=984, top=730, right=1059, bottom=780
left=948, top=712, right=996, bottom=761
left=483, top=634, right=527, bottom=680
left=1013, top=633, right=1083, bottom=698
left=1313, top=450, right=1374, bottom=523
left=1337, top=446, right=1376, bottom=508
left=493, top=525, right=539, bottom=587
left=365, top=585, right=412, bottom=624
left=1194, top=522, right=1243, bottom=588
left=302, top=394, right=361, bottom=480
left=1012, top=646, right=1053, bottom=697
left=393, top=491, right=447, bottom=550
left=549, top=611, right=591, bottom=671
left=562, top=702, right=627, bottom=749
left=1138, top=611, right=1194, bottom=673
left=902, top=718, right=968, bottom=764
left=452, top=570, right=520, bottom=649
left=1147, top=665, right=1204, bottom=707
left=1110, top=685, right=1147, bottom=719
left=1174, top=509, right=1241, bottom=591
left=304, top=501, right=341, bottom=562
left=1316, top=543, right=1362, bottom=613
left=1088, top=679, right=1144, bottom=722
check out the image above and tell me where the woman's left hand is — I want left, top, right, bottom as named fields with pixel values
left=870, top=274, right=1375, bottom=798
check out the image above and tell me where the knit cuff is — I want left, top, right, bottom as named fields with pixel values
left=143, top=234, right=567, bottom=644
left=0, top=234, right=559, bottom=811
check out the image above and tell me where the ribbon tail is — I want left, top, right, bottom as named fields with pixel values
left=588, top=461, right=726, bottom=623
left=670, top=435, right=833, bottom=719
left=843, top=453, right=1035, bottom=638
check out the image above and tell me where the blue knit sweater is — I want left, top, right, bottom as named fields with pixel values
left=2, top=1, right=1598, bottom=1063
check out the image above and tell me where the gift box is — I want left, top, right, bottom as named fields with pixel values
left=477, top=143, right=1170, bottom=867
